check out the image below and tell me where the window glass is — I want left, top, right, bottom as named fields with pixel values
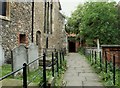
left=0, top=0, right=7, bottom=16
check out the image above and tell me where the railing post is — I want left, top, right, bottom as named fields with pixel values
left=52, top=52, right=54, bottom=77
left=23, top=63, right=27, bottom=88
left=56, top=51, right=59, bottom=76
left=118, top=67, right=120, bottom=87
left=113, top=54, right=115, bottom=85
left=43, top=51, right=46, bottom=88
left=100, top=51, right=102, bottom=71
left=54, top=48, right=56, bottom=52
left=90, top=50, right=92, bottom=62
left=95, top=51, right=97, bottom=64
left=92, top=50, right=93, bottom=58
left=62, top=50, right=64, bottom=61
left=60, top=50, right=62, bottom=68
left=105, top=51, right=107, bottom=73
left=91, top=50, right=93, bottom=64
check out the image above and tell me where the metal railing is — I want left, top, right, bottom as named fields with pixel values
left=0, top=48, right=65, bottom=88
left=85, top=49, right=120, bottom=86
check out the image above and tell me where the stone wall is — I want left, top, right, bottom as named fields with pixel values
left=33, top=2, right=44, bottom=55
left=0, top=2, right=32, bottom=63
left=0, top=1, right=66, bottom=64
left=48, top=2, right=65, bottom=50
left=33, top=1, right=66, bottom=50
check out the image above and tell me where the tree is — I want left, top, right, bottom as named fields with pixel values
left=80, top=1, right=120, bottom=45
left=66, top=1, right=120, bottom=46
left=66, top=4, right=83, bottom=34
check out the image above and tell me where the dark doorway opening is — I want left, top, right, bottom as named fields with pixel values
left=69, top=41, right=76, bottom=52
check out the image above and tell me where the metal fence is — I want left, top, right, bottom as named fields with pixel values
left=0, top=48, right=65, bottom=88
left=85, top=49, right=120, bottom=86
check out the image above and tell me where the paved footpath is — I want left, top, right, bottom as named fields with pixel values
left=63, top=53, right=104, bottom=87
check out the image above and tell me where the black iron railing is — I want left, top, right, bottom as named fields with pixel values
left=0, top=48, right=65, bottom=88
left=85, top=49, right=120, bottom=86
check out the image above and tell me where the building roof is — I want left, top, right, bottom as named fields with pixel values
left=67, top=33, right=76, bottom=37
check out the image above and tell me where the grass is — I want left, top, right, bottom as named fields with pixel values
left=27, top=68, right=43, bottom=84
left=0, top=57, right=67, bottom=87
left=0, top=64, right=12, bottom=78
left=54, top=59, right=67, bottom=86
left=0, top=64, right=42, bottom=80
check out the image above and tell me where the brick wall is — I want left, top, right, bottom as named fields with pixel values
left=101, top=45, right=120, bottom=67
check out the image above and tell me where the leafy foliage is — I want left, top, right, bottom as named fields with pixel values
left=66, top=1, right=120, bottom=45
left=65, top=5, right=83, bottom=34
left=83, top=49, right=120, bottom=87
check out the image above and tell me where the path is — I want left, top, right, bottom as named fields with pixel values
left=63, top=53, right=104, bottom=87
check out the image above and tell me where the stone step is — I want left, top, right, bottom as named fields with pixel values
left=0, top=79, right=38, bottom=87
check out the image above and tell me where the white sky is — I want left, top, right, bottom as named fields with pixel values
left=60, top=0, right=120, bottom=17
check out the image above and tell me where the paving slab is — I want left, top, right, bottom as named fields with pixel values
left=63, top=53, right=103, bottom=87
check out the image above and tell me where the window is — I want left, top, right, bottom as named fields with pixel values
left=0, top=0, right=10, bottom=20
left=0, top=2, right=6, bottom=16
left=44, top=1, right=53, bottom=34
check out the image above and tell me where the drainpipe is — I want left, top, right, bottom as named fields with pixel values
left=46, top=1, right=49, bottom=48
left=44, top=0, right=47, bottom=33
left=44, top=0, right=48, bottom=48
left=47, top=1, right=49, bottom=34
left=31, top=0, right=34, bottom=43
left=50, top=0, right=52, bottom=34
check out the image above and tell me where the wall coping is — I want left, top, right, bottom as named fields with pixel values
left=101, top=45, right=120, bottom=48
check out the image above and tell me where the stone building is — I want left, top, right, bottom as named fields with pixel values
left=0, top=0, right=66, bottom=64
left=34, top=1, right=66, bottom=50
left=0, top=1, right=32, bottom=63
left=48, top=3, right=66, bottom=50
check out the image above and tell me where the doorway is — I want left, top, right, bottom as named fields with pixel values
left=69, top=41, right=76, bottom=52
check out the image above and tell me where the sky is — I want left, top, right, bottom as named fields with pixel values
left=60, top=0, right=120, bottom=17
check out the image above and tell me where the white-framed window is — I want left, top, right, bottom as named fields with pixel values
left=0, top=0, right=10, bottom=20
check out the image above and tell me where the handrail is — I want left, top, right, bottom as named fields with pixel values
left=0, top=66, right=24, bottom=81
left=27, top=55, right=43, bottom=66
left=0, top=48, right=65, bottom=88
left=0, top=55, right=44, bottom=81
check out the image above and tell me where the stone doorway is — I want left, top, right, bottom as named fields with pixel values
left=69, top=41, right=76, bottom=52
